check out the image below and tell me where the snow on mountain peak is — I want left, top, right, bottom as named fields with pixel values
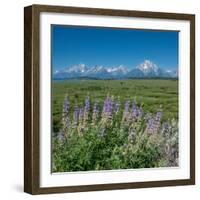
left=79, top=63, right=87, bottom=72
left=138, top=60, right=159, bottom=74
left=53, top=60, right=177, bottom=79
left=67, top=63, right=88, bottom=73
left=107, top=65, right=128, bottom=74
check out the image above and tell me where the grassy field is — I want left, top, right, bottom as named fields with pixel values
left=52, top=79, right=178, bottom=133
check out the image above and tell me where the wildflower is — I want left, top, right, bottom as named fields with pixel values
left=103, top=96, right=113, bottom=114
left=156, top=111, right=163, bottom=122
left=114, top=99, right=121, bottom=114
left=146, top=110, right=162, bottom=135
left=122, top=100, right=131, bottom=125
left=73, top=104, right=79, bottom=128
left=131, top=100, right=138, bottom=120
left=146, top=117, right=155, bottom=135
left=101, top=96, right=113, bottom=125
left=124, top=100, right=130, bottom=113
left=83, top=96, right=90, bottom=126
left=79, top=107, right=84, bottom=123
left=154, top=111, right=163, bottom=131
left=92, top=101, right=99, bottom=125
left=162, top=122, right=170, bottom=138
left=100, top=96, right=114, bottom=128
left=77, top=107, right=85, bottom=134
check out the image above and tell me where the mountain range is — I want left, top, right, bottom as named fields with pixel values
left=53, top=60, right=178, bottom=80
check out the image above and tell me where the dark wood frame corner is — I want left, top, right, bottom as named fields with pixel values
left=24, top=4, right=195, bottom=195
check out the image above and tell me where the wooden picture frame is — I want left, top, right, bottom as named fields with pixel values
left=24, top=4, right=195, bottom=194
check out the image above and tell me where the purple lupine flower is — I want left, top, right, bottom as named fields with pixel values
left=132, top=100, right=137, bottom=111
left=102, top=96, right=113, bottom=117
left=103, top=97, right=109, bottom=113
left=83, top=96, right=90, bottom=125
left=92, top=101, right=99, bottom=124
left=77, top=107, right=85, bottom=133
left=100, top=96, right=114, bottom=128
left=131, top=100, right=138, bottom=119
left=85, top=96, right=90, bottom=112
left=130, top=100, right=143, bottom=121
left=155, top=111, right=163, bottom=121
left=114, top=99, right=121, bottom=114
left=146, top=117, right=155, bottom=135
left=154, top=111, right=163, bottom=131
left=162, top=122, right=170, bottom=138
left=122, top=100, right=131, bottom=123
left=100, top=97, right=108, bottom=126
left=124, top=100, right=130, bottom=113
left=106, top=97, right=113, bottom=119
left=146, top=111, right=162, bottom=135
left=73, top=104, right=79, bottom=127
left=79, top=107, right=84, bottom=123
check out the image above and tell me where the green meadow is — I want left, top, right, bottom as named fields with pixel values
left=52, top=79, right=178, bottom=133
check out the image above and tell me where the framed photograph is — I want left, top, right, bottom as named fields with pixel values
left=24, top=4, right=195, bottom=194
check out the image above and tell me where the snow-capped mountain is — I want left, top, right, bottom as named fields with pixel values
left=107, top=65, right=128, bottom=75
left=86, top=65, right=109, bottom=76
left=53, top=60, right=178, bottom=80
left=67, top=63, right=88, bottom=73
left=137, top=60, right=159, bottom=76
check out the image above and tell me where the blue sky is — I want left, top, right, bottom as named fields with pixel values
left=52, top=25, right=178, bottom=71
